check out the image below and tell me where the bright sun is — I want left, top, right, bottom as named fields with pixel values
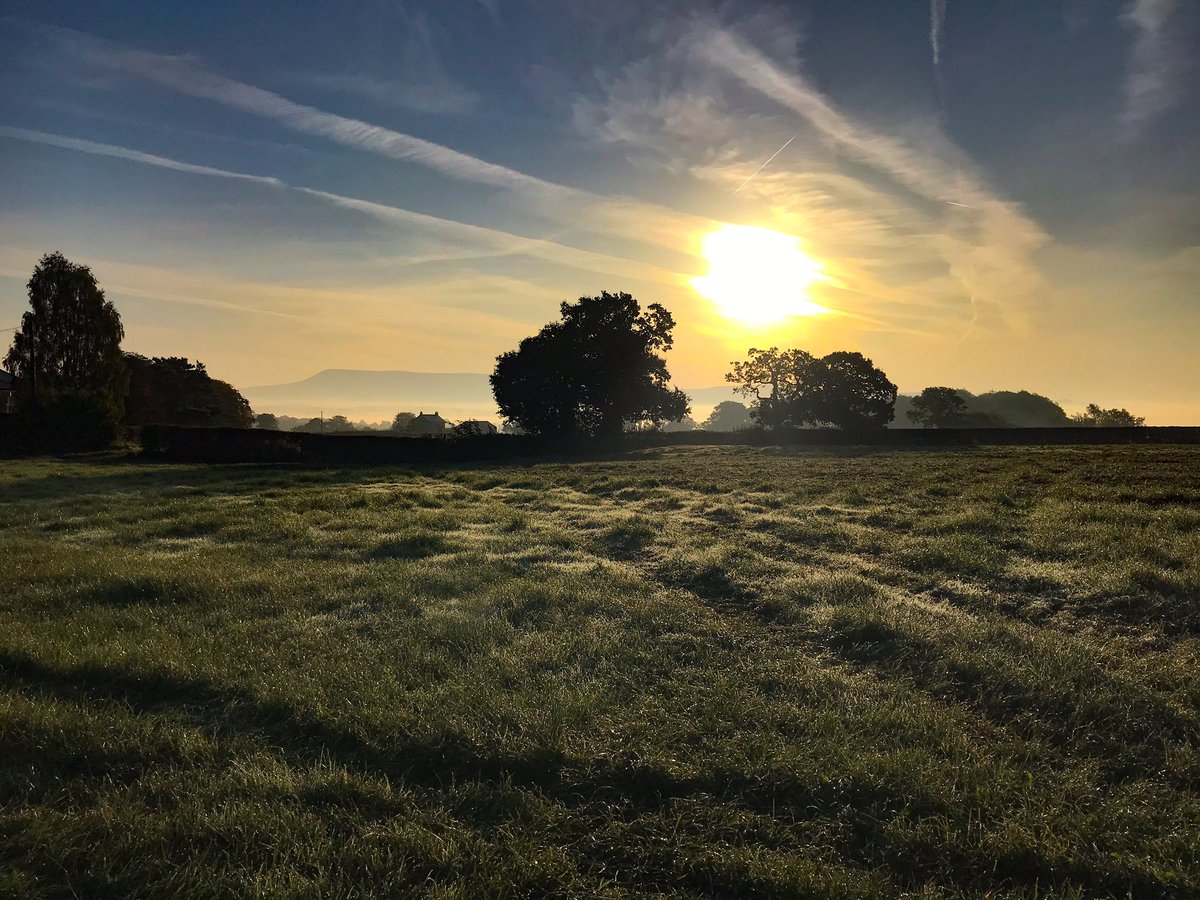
left=691, top=225, right=828, bottom=325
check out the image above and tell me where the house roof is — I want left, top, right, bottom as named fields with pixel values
left=0, top=370, right=14, bottom=388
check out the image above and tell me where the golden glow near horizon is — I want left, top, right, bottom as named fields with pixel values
left=691, top=225, right=828, bottom=325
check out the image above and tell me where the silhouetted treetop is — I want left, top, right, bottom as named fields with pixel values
left=726, top=347, right=895, bottom=429
left=701, top=400, right=752, bottom=432
left=3, top=252, right=127, bottom=447
left=125, top=354, right=252, bottom=428
left=491, top=291, right=689, bottom=437
left=969, top=390, right=1069, bottom=427
left=809, top=351, right=896, bottom=429
left=907, top=386, right=968, bottom=428
left=726, top=347, right=821, bottom=429
left=1072, top=404, right=1145, bottom=427
left=4, top=251, right=125, bottom=402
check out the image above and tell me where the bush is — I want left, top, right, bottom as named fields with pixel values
left=1, top=391, right=123, bottom=453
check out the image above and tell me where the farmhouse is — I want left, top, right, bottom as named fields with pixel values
left=409, top=411, right=449, bottom=435
left=0, top=369, right=15, bottom=415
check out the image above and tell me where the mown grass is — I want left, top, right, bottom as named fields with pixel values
left=1, top=445, right=1198, bottom=898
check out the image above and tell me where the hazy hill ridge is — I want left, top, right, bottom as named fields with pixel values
left=246, top=370, right=495, bottom=405
left=243, top=370, right=742, bottom=421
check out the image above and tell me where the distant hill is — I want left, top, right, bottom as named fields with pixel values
left=247, top=370, right=493, bottom=406
left=243, top=370, right=498, bottom=422
left=243, top=369, right=741, bottom=423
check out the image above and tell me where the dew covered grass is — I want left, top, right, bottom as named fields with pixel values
left=1, top=446, right=1198, bottom=897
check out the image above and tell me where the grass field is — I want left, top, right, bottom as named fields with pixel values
left=1, top=446, right=1198, bottom=898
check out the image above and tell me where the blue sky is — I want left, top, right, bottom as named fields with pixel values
left=1, top=0, right=1197, bottom=421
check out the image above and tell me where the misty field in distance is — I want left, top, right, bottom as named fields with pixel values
left=1, top=446, right=1198, bottom=897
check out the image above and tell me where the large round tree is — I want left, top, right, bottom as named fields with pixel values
left=491, top=291, right=689, bottom=437
left=809, top=351, right=897, bottom=429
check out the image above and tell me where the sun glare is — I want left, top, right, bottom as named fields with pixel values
left=692, top=225, right=827, bottom=325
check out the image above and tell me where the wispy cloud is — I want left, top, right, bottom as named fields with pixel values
left=573, top=10, right=1047, bottom=328
left=692, top=23, right=1048, bottom=322
left=1119, top=0, right=1186, bottom=140
left=0, top=246, right=304, bottom=322
left=0, top=110, right=687, bottom=289
left=295, top=188, right=687, bottom=286
left=57, top=33, right=559, bottom=195
left=295, top=72, right=477, bottom=115
left=295, top=6, right=478, bottom=115
left=39, top=23, right=721, bottom=256
left=0, top=125, right=284, bottom=186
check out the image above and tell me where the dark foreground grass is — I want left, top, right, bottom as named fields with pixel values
left=1, top=446, right=1198, bottom=898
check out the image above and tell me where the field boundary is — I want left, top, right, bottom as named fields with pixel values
left=129, top=423, right=1200, bottom=465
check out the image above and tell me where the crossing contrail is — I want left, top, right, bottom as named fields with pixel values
left=732, top=135, right=796, bottom=194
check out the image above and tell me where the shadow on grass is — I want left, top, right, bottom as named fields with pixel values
left=0, top=648, right=1139, bottom=897
left=0, top=649, right=569, bottom=810
left=639, top=551, right=1197, bottom=803
left=79, top=575, right=213, bottom=608
left=817, top=611, right=1197, bottom=790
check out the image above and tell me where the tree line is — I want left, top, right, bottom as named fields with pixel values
left=2, top=253, right=252, bottom=447
left=488, top=291, right=1143, bottom=436
left=255, top=412, right=498, bottom=436
left=3, top=253, right=1144, bottom=448
left=489, top=293, right=903, bottom=435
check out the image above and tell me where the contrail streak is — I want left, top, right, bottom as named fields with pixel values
left=0, top=125, right=284, bottom=186
left=930, top=0, right=947, bottom=67
left=732, top=135, right=795, bottom=194
left=931, top=0, right=947, bottom=110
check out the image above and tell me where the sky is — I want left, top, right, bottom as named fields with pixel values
left=0, top=0, right=1197, bottom=422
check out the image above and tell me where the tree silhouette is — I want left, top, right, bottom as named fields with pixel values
left=125, top=355, right=252, bottom=428
left=255, top=413, right=280, bottom=430
left=452, top=420, right=485, bottom=436
left=491, top=291, right=689, bottom=437
left=4, top=252, right=126, bottom=412
left=907, top=386, right=968, bottom=428
left=1072, top=404, right=1145, bottom=427
left=725, top=347, right=821, bottom=429
left=727, top=348, right=896, bottom=429
left=659, top=416, right=696, bottom=432
left=293, top=418, right=325, bottom=433
left=700, top=400, right=752, bottom=432
left=969, top=390, right=1068, bottom=427
left=809, top=352, right=896, bottom=428
left=291, top=415, right=352, bottom=433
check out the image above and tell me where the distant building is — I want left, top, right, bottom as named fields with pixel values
left=0, top=370, right=15, bottom=415
left=455, top=420, right=498, bottom=435
left=408, top=411, right=449, bottom=435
